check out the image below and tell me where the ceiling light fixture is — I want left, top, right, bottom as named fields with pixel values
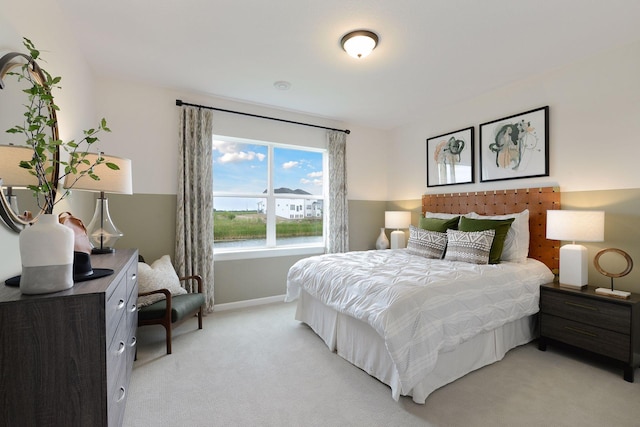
left=341, top=30, right=379, bottom=59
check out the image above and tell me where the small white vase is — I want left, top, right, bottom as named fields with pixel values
left=19, top=213, right=75, bottom=294
left=375, top=227, right=389, bottom=250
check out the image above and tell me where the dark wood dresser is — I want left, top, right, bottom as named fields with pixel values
left=0, top=249, right=138, bottom=427
left=539, top=282, right=640, bottom=382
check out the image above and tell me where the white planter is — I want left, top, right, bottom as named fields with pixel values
left=19, top=213, right=74, bottom=294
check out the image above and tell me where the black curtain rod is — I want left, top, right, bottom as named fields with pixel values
left=176, top=99, right=350, bottom=135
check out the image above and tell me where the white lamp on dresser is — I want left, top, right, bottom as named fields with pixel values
left=546, top=210, right=604, bottom=288
left=385, top=211, right=411, bottom=249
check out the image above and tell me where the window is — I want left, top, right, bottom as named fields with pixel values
left=213, top=135, right=326, bottom=253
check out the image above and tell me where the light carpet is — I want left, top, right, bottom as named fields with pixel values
left=125, top=302, right=640, bottom=427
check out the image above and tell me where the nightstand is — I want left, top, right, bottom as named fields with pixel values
left=538, top=282, right=640, bottom=382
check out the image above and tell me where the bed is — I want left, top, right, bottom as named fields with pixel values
left=285, top=187, right=560, bottom=404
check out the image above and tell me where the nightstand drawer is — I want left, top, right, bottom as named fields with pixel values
left=540, top=290, right=630, bottom=334
left=541, top=313, right=629, bottom=361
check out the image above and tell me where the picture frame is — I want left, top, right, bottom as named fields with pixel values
left=479, top=106, right=549, bottom=182
left=426, top=126, right=474, bottom=187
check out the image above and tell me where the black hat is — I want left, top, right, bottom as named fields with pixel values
left=71, top=251, right=114, bottom=281
left=4, top=251, right=113, bottom=287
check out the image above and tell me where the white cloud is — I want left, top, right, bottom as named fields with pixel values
left=283, top=161, right=299, bottom=169
left=307, top=171, right=323, bottom=178
left=213, top=141, right=266, bottom=164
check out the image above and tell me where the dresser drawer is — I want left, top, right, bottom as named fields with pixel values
left=126, top=261, right=138, bottom=299
left=540, top=289, right=630, bottom=334
left=107, top=312, right=128, bottom=396
left=106, top=275, right=128, bottom=343
left=541, top=313, right=629, bottom=361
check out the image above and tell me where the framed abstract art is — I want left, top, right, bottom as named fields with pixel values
left=426, top=126, right=474, bottom=187
left=479, top=106, right=549, bottom=182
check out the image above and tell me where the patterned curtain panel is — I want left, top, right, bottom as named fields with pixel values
left=176, top=106, right=215, bottom=312
left=326, top=130, right=349, bottom=253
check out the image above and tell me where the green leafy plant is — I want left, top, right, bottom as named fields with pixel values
left=5, top=37, right=117, bottom=214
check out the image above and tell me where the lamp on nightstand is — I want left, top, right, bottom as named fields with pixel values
left=546, top=210, right=604, bottom=288
left=385, top=211, right=411, bottom=249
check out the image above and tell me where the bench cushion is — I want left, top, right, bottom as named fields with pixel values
left=138, top=293, right=205, bottom=322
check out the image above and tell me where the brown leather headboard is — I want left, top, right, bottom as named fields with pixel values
left=422, top=187, right=560, bottom=271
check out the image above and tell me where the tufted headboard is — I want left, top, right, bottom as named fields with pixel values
left=422, top=187, right=560, bottom=272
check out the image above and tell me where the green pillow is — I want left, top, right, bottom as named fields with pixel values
left=419, top=216, right=460, bottom=232
left=458, top=216, right=515, bottom=264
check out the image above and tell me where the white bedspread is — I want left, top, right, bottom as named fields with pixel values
left=285, top=249, right=554, bottom=396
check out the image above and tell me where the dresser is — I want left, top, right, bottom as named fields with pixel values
left=0, top=249, right=138, bottom=427
left=539, top=282, right=640, bottom=382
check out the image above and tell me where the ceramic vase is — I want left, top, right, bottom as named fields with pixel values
left=375, top=227, right=389, bottom=250
left=19, top=213, right=75, bottom=294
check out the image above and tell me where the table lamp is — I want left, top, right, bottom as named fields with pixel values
left=385, top=211, right=411, bottom=249
left=546, top=210, right=604, bottom=288
left=0, top=144, right=39, bottom=214
left=64, top=153, right=132, bottom=254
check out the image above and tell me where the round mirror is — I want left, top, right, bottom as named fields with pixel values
left=0, top=52, right=59, bottom=232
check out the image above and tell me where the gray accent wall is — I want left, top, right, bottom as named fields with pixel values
left=105, top=188, right=640, bottom=305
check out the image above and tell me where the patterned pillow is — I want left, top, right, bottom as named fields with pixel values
left=444, top=229, right=496, bottom=265
left=406, top=225, right=447, bottom=259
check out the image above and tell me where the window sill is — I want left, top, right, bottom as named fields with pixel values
left=213, top=245, right=325, bottom=261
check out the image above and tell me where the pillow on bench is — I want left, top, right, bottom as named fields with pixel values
left=137, top=255, right=187, bottom=308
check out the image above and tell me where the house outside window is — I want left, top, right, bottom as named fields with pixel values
left=212, top=135, right=326, bottom=252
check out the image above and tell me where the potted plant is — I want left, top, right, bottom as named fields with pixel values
left=3, top=38, right=117, bottom=293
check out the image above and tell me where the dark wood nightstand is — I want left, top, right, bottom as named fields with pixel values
left=538, top=282, right=640, bottom=382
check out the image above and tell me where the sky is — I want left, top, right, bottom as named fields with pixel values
left=212, top=139, right=324, bottom=211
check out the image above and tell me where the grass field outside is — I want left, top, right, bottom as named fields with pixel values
left=213, top=210, right=322, bottom=242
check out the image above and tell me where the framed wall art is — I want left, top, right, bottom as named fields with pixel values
left=479, top=106, right=549, bottom=182
left=426, top=126, right=474, bottom=187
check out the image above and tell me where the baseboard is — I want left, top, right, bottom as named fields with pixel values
left=213, top=294, right=286, bottom=311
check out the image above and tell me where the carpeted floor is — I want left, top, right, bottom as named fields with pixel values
left=125, top=302, right=640, bottom=427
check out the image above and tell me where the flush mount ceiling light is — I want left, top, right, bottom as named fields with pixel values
left=341, top=30, right=379, bottom=59
left=273, top=80, right=291, bottom=90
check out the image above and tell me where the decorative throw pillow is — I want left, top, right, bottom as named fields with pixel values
left=137, top=255, right=187, bottom=308
left=419, top=216, right=460, bottom=232
left=444, top=229, right=496, bottom=265
left=406, top=225, right=447, bottom=259
left=466, top=210, right=529, bottom=263
left=458, top=216, right=515, bottom=264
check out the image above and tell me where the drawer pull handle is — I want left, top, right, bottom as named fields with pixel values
left=117, top=299, right=125, bottom=310
left=117, top=341, right=126, bottom=355
left=565, top=326, right=598, bottom=338
left=117, top=387, right=126, bottom=403
left=130, top=337, right=137, bottom=347
left=131, top=273, right=137, bottom=281
left=564, top=301, right=598, bottom=311
left=129, top=303, right=137, bottom=313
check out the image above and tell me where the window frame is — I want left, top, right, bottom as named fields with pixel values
left=212, top=135, right=327, bottom=260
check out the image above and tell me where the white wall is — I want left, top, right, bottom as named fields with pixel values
left=388, top=40, right=640, bottom=200
left=93, top=76, right=390, bottom=199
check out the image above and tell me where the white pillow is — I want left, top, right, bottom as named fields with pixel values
left=137, top=255, right=188, bottom=308
left=466, top=209, right=529, bottom=263
left=425, top=211, right=462, bottom=219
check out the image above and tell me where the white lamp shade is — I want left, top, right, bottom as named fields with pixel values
left=385, top=211, right=411, bottom=229
left=0, top=145, right=40, bottom=187
left=546, top=210, right=604, bottom=243
left=63, top=153, right=132, bottom=194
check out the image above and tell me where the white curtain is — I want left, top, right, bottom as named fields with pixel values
left=175, top=106, right=215, bottom=312
left=326, top=130, right=349, bottom=253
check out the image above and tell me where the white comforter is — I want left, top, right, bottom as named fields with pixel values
left=286, top=249, right=554, bottom=396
